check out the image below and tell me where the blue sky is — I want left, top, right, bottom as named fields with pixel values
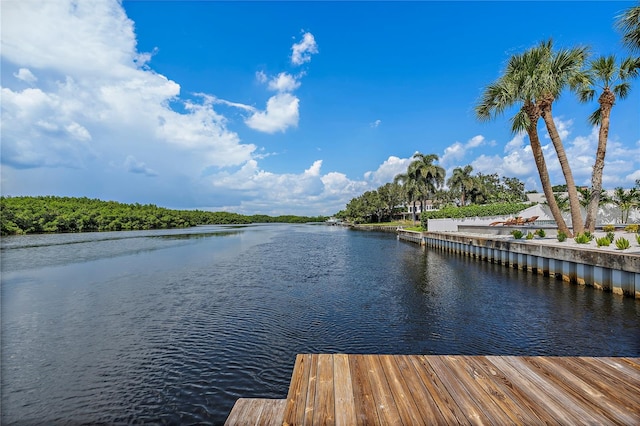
left=2, top=1, right=638, bottom=216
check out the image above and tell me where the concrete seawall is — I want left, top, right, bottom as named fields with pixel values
left=398, top=230, right=640, bottom=299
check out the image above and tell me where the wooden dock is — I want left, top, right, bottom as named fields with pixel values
left=225, top=354, right=640, bottom=425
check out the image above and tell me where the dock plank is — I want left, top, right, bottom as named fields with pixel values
left=364, top=353, right=402, bottom=424
left=283, top=354, right=311, bottom=426
left=225, top=398, right=286, bottom=426
left=425, top=355, right=494, bottom=424
left=240, top=354, right=640, bottom=425
left=313, top=354, right=335, bottom=425
left=394, top=354, right=447, bottom=424
left=348, top=354, right=380, bottom=425
left=410, top=355, right=471, bottom=425
left=379, top=354, right=424, bottom=425
left=333, top=353, right=357, bottom=425
left=462, top=356, right=544, bottom=425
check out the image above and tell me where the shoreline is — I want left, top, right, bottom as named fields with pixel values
left=408, top=229, right=640, bottom=299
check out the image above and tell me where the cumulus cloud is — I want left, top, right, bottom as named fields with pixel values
left=267, top=72, right=301, bottom=92
left=543, top=116, right=573, bottom=141
left=456, top=124, right=640, bottom=193
left=370, top=119, right=381, bottom=128
left=1, top=0, right=254, bottom=176
left=291, top=32, right=318, bottom=66
left=363, top=156, right=412, bottom=186
left=204, top=157, right=377, bottom=215
left=245, top=93, right=300, bottom=133
left=440, top=135, right=487, bottom=167
left=14, top=68, right=37, bottom=84
left=226, top=36, right=316, bottom=134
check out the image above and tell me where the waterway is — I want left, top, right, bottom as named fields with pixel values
left=2, top=224, right=638, bottom=424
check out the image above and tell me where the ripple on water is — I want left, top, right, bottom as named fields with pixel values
left=2, top=225, right=639, bottom=424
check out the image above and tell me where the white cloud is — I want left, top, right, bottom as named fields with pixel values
left=291, top=32, right=318, bottom=66
left=14, top=68, right=38, bottom=84
left=458, top=124, right=640, bottom=193
left=255, top=71, right=268, bottom=84
left=504, top=132, right=525, bottom=152
left=244, top=93, right=299, bottom=133
left=543, top=116, right=573, bottom=141
left=205, top=157, right=378, bottom=215
left=2, top=1, right=138, bottom=77
left=370, top=119, right=382, bottom=128
left=440, top=135, right=487, bottom=167
left=267, top=72, right=301, bottom=92
left=1, top=0, right=255, bottom=175
left=363, top=156, right=412, bottom=186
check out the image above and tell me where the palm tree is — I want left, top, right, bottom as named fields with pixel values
left=577, top=186, right=610, bottom=209
left=447, top=165, right=474, bottom=206
left=535, top=40, right=589, bottom=235
left=476, top=45, right=572, bottom=236
left=577, top=55, right=639, bottom=231
left=544, top=193, right=570, bottom=214
left=617, top=4, right=640, bottom=52
left=610, top=187, right=639, bottom=223
left=394, top=172, right=420, bottom=225
left=408, top=153, right=445, bottom=213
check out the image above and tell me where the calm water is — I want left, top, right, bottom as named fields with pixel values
left=2, top=224, right=639, bottom=424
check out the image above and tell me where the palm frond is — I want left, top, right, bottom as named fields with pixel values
left=511, top=109, right=530, bottom=133
left=614, top=82, right=631, bottom=100
left=577, top=87, right=596, bottom=103
left=588, top=108, right=602, bottom=126
left=620, top=57, right=640, bottom=78
left=616, top=5, right=640, bottom=52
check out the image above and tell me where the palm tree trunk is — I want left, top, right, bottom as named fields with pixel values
left=526, top=124, right=572, bottom=236
left=585, top=90, right=615, bottom=232
left=540, top=104, right=584, bottom=234
left=412, top=200, right=417, bottom=225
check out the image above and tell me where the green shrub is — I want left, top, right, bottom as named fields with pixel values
left=534, top=229, right=546, bottom=238
left=557, top=231, right=567, bottom=242
left=511, top=229, right=524, bottom=239
left=596, top=237, right=611, bottom=247
left=606, top=231, right=616, bottom=242
left=526, top=231, right=534, bottom=240
left=602, top=224, right=616, bottom=232
left=636, top=234, right=640, bottom=245
left=624, top=224, right=639, bottom=233
left=574, top=233, right=591, bottom=244
left=420, top=202, right=532, bottom=228
left=615, top=237, right=630, bottom=250
left=583, top=231, right=594, bottom=241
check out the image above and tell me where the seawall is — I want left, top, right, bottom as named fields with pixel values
left=397, top=229, right=640, bottom=299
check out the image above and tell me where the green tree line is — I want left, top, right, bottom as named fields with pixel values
left=0, top=196, right=326, bottom=236
left=336, top=159, right=527, bottom=225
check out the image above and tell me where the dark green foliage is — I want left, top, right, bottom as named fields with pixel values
left=534, top=229, right=546, bottom=238
left=0, top=196, right=326, bottom=235
left=557, top=231, right=567, bottom=242
left=525, top=231, right=534, bottom=240
left=511, top=229, right=524, bottom=239
left=606, top=231, right=616, bottom=242
left=420, top=202, right=531, bottom=228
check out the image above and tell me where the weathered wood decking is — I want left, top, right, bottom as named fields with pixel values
left=226, top=354, right=640, bottom=425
